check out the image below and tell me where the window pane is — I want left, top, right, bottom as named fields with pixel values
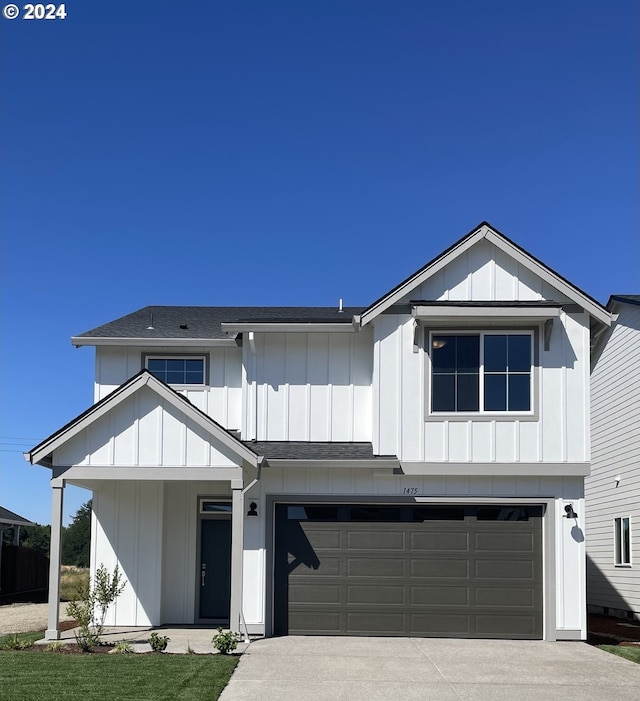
left=508, top=374, right=531, bottom=411
left=350, top=506, right=402, bottom=521
left=615, top=518, right=622, bottom=564
left=186, top=359, right=203, bottom=372
left=432, top=336, right=456, bottom=371
left=167, top=359, right=184, bottom=372
left=457, top=336, right=480, bottom=373
left=508, top=335, right=531, bottom=372
left=485, top=374, right=507, bottom=411
left=458, top=373, right=479, bottom=411
left=167, top=371, right=183, bottom=384
left=484, top=335, right=507, bottom=372
left=413, top=506, right=466, bottom=521
left=433, top=374, right=455, bottom=411
left=202, top=502, right=232, bottom=513
left=147, top=359, right=165, bottom=372
left=185, top=371, right=203, bottom=384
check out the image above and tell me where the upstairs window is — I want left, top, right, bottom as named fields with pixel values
left=614, top=517, right=631, bottom=566
left=146, top=356, right=206, bottom=385
left=430, top=332, right=532, bottom=413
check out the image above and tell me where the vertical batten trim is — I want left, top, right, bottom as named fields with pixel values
left=304, top=334, right=310, bottom=442
left=283, top=334, right=290, bottom=441
left=133, top=482, right=140, bottom=624
left=397, top=323, right=403, bottom=458
left=443, top=419, right=449, bottom=462
left=561, top=313, right=568, bottom=463
left=515, top=420, right=521, bottom=462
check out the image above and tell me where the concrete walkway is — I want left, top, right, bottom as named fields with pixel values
left=220, top=636, right=640, bottom=701
left=34, top=625, right=250, bottom=655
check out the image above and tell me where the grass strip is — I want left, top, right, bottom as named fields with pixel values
left=597, top=645, right=640, bottom=664
left=0, top=651, right=238, bottom=701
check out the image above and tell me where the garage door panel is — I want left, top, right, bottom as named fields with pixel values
left=475, top=615, right=538, bottom=637
left=275, top=504, right=543, bottom=639
left=347, top=530, right=404, bottom=550
left=411, top=558, right=470, bottom=579
left=475, top=532, right=536, bottom=552
left=347, top=612, right=406, bottom=633
left=348, top=584, right=405, bottom=605
left=411, top=613, right=471, bottom=635
left=289, top=583, right=342, bottom=604
left=411, top=532, right=469, bottom=551
left=475, top=559, right=535, bottom=579
left=411, top=585, right=470, bottom=606
left=348, top=557, right=405, bottom=577
left=475, top=586, right=536, bottom=607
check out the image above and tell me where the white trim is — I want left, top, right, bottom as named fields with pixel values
left=220, top=322, right=355, bottom=334
left=614, top=515, right=632, bottom=566
left=412, top=305, right=561, bottom=320
left=265, top=459, right=399, bottom=469
left=360, top=227, right=486, bottom=325
left=26, top=372, right=260, bottom=469
left=71, top=337, right=238, bottom=347
left=359, top=224, right=612, bottom=327
left=52, top=466, right=245, bottom=482
left=398, top=462, right=591, bottom=476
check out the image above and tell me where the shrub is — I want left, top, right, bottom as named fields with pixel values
left=45, top=641, right=65, bottom=652
left=1, top=634, right=33, bottom=651
left=149, top=632, right=170, bottom=653
left=212, top=627, right=240, bottom=655
left=113, top=640, right=134, bottom=654
left=66, top=563, right=126, bottom=651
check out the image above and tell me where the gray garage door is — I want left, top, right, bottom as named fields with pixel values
left=274, top=504, right=543, bottom=639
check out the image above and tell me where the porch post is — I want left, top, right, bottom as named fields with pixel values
left=229, top=480, right=244, bottom=634
left=45, top=479, right=65, bottom=640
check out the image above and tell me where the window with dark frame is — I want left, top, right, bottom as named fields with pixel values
left=614, top=516, right=631, bottom=566
left=431, top=332, right=532, bottom=413
left=146, top=357, right=205, bottom=385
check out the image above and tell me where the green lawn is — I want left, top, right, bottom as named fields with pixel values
left=598, top=645, right=640, bottom=664
left=0, top=649, right=238, bottom=701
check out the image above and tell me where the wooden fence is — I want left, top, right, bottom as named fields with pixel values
left=0, top=545, right=49, bottom=598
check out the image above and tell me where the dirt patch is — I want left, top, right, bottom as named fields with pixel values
left=588, top=613, right=640, bottom=646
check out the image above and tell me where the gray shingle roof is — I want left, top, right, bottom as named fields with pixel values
left=243, top=441, right=396, bottom=461
left=610, top=295, right=640, bottom=307
left=75, top=306, right=364, bottom=340
left=0, top=507, right=34, bottom=526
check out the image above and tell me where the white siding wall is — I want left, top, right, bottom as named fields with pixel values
left=373, top=241, right=591, bottom=463
left=95, top=346, right=242, bottom=430
left=586, top=302, right=640, bottom=616
left=243, top=331, right=373, bottom=442
left=242, top=469, right=586, bottom=635
left=91, top=481, right=164, bottom=626
left=54, top=386, right=239, bottom=468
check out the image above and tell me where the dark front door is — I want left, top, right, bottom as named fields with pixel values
left=199, top=518, right=231, bottom=620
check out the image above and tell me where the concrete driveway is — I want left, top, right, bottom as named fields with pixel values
left=220, top=636, right=640, bottom=701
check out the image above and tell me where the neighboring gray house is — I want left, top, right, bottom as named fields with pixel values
left=26, top=222, right=613, bottom=641
left=586, top=295, right=640, bottom=620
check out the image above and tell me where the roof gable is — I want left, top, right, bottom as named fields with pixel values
left=357, top=222, right=611, bottom=327
left=26, top=370, right=261, bottom=469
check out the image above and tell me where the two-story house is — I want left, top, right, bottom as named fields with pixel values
left=26, top=222, right=612, bottom=642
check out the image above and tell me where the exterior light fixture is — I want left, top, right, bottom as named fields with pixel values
left=247, top=502, right=258, bottom=517
left=564, top=504, right=578, bottom=519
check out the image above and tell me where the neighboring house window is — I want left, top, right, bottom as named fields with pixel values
left=430, top=332, right=532, bottom=413
left=146, top=356, right=206, bottom=385
left=614, top=517, right=631, bottom=566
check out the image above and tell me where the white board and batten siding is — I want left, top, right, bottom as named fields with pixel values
left=95, top=346, right=243, bottom=431
left=373, top=240, right=591, bottom=464
left=242, top=331, right=373, bottom=442
left=240, top=469, right=586, bottom=633
left=586, top=301, right=640, bottom=617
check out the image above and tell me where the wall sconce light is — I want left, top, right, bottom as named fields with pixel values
left=615, top=475, right=621, bottom=487
left=564, top=504, right=578, bottom=519
left=247, top=502, right=258, bottom=517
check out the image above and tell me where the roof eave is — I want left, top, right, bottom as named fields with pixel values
left=71, top=337, right=238, bottom=348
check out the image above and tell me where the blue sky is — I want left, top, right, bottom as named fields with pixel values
left=1, top=1, right=638, bottom=525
